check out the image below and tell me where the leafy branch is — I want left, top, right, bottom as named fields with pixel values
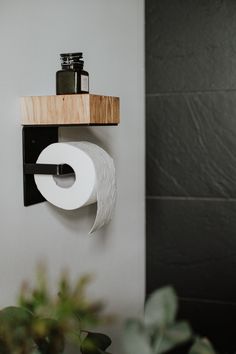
left=123, top=286, right=216, bottom=354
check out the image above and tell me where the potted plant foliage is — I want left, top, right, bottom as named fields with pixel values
left=122, top=286, right=216, bottom=354
left=0, top=269, right=216, bottom=354
left=0, top=268, right=112, bottom=354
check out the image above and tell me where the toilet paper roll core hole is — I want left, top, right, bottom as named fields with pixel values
left=53, top=164, right=76, bottom=189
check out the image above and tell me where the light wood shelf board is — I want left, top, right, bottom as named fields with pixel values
left=21, top=94, right=120, bottom=126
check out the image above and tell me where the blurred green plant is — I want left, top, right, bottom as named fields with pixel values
left=122, top=286, right=216, bottom=354
left=0, top=266, right=112, bottom=354
left=0, top=271, right=217, bottom=354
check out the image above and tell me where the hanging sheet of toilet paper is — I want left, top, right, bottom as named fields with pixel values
left=34, top=141, right=116, bottom=234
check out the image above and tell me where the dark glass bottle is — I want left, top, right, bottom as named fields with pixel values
left=56, top=52, right=89, bottom=95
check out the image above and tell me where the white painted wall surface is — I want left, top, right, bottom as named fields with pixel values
left=0, top=0, right=144, bottom=351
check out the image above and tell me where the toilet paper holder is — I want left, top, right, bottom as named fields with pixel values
left=21, top=93, right=120, bottom=208
left=22, top=126, right=74, bottom=206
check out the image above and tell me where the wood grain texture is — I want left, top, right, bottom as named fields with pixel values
left=21, top=94, right=120, bottom=125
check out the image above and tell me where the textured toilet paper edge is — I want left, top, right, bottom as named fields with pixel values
left=70, top=142, right=117, bottom=234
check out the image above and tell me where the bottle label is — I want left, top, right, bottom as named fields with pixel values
left=81, top=75, right=89, bottom=92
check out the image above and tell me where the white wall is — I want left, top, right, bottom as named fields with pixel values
left=0, top=0, right=144, bottom=351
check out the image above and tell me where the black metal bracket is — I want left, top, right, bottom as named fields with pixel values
left=24, top=163, right=73, bottom=175
left=22, top=126, right=73, bottom=206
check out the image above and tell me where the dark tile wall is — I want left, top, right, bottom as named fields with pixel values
left=146, top=1, right=236, bottom=353
left=147, top=93, right=236, bottom=197
left=146, top=0, right=236, bottom=93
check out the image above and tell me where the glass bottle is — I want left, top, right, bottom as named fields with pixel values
left=56, top=52, right=89, bottom=95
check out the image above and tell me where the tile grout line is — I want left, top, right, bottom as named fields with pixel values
left=146, top=196, right=236, bottom=202
left=180, top=296, right=236, bottom=307
left=146, top=89, right=236, bottom=97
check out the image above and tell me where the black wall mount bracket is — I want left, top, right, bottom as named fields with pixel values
left=22, top=126, right=73, bottom=206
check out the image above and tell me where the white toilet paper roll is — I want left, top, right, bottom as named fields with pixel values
left=34, top=141, right=116, bottom=234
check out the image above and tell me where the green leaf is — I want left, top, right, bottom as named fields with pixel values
left=153, top=321, right=192, bottom=354
left=189, top=338, right=216, bottom=354
left=0, top=306, right=33, bottom=344
left=0, top=307, right=34, bottom=353
left=81, top=332, right=112, bottom=354
left=144, top=287, right=178, bottom=328
left=0, top=306, right=32, bottom=327
left=123, top=319, right=153, bottom=354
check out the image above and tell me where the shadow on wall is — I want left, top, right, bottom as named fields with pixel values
left=47, top=199, right=113, bottom=246
left=59, top=126, right=114, bottom=154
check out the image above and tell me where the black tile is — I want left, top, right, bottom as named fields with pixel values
left=146, top=92, right=236, bottom=197
left=146, top=198, right=236, bottom=302
left=178, top=298, right=236, bottom=354
left=146, top=0, right=236, bottom=93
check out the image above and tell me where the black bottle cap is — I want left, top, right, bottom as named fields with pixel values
left=60, top=52, right=84, bottom=69
left=60, top=52, right=83, bottom=58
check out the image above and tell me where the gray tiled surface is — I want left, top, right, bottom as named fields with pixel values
left=147, top=198, right=236, bottom=301
left=178, top=298, right=236, bottom=353
left=146, top=1, right=236, bottom=351
left=146, top=0, right=236, bottom=93
left=146, top=92, right=236, bottom=197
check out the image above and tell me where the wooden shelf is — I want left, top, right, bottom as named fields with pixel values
left=21, top=94, right=120, bottom=126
